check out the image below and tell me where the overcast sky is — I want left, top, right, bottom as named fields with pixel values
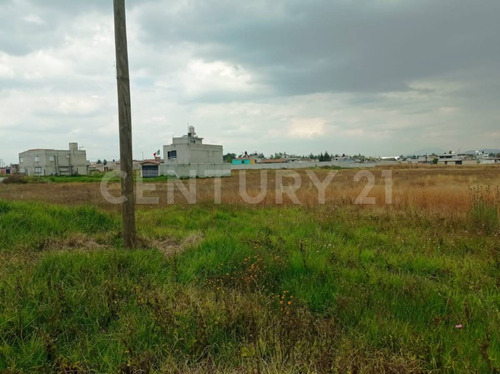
left=1, top=0, right=499, bottom=163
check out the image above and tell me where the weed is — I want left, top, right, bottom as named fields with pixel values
left=2, top=175, right=27, bottom=184
left=468, top=185, right=499, bottom=234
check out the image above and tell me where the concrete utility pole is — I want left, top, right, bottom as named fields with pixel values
left=113, top=0, right=136, bottom=248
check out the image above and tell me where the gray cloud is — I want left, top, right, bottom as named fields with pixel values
left=135, top=0, right=500, bottom=95
left=0, top=0, right=499, bottom=164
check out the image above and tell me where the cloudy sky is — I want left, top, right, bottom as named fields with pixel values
left=1, top=0, right=499, bottom=163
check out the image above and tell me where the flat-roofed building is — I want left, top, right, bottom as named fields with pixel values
left=436, top=153, right=465, bottom=165
left=19, top=142, right=88, bottom=176
left=161, top=126, right=231, bottom=178
left=141, top=159, right=161, bottom=178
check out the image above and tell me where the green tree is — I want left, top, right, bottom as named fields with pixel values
left=223, top=153, right=236, bottom=163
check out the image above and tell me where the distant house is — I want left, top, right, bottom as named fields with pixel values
left=379, top=156, right=400, bottom=162
left=89, top=160, right=142, bottom=174
left=436, top=153, right=464, bottom=165
left=19, top=143, right=88, bottom=176
left=90, top=161, right=119, bottom=173
left=161, top=126, right=231, bottom=178
left=478, top=158, right=498, bottom=165
left=10, top=164, right=19, bottom=174
left=231, top=158, right=256, bottom=165
left=141, top=159, right=161, bottom=178
left=257, top=158, right=287, bottom=164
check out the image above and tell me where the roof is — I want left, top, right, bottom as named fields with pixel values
left=20, top=148, right=85, bottom=153
left=259, top=159, right=287, bottom=163
left=140, top=159, right=161, bottom=165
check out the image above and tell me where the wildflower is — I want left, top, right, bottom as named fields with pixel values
left=455, top=324, right=463, bottom=329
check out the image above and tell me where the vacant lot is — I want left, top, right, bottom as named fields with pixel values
left=0, top=166, right=499, bottom=372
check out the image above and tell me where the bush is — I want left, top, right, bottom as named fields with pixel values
left=468, top=186, right=499, bottom=234
left=2, top=174, right=27, bottom=184
left=0, top=200, right=11, bottom=214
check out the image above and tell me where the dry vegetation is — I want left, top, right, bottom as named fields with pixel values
left=1, top=165, right=499, bottom=214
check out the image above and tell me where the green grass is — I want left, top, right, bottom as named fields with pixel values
left=0, top=201, right=117, bottom=252
left=4, top=173, right=171, bottom=184
left=0, top=199, right=499, bottom=372
left=4, top=175, right=115, bottom=184
left=43, top=175, right=114, bottom=183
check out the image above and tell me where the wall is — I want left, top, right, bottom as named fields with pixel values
left=161, top=163, right=231, bottom=178
left=230, top=160, right=384, bottom=170
left=163, top=144, right=223, bottom=166
left=19, top=148, right=88, bottom=176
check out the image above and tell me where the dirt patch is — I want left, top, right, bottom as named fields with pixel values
left=150, top=231, right=204, bottom=256
left=40, top=233, right=109, bottom=251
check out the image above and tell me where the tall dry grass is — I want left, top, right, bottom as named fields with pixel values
left=1, top=165, right=499, bottom=217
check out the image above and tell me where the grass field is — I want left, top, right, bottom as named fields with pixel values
left=2, top=173, right=170, bottom=184
left=0, top=166, right=499, bottom=372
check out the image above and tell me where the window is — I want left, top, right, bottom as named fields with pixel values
left=34, top=167, right=42, bottom=175
left=190, top=139, right=196, bottom=144
left=34, top=156, right=39, bottom=162
left=167, top=150, right=177, bottom=160
left=49, top=156, right=55, bottom=161
left=19, top=157, right=24, bottom=163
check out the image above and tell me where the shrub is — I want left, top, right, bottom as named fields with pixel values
left=468, top=186, right=499, bottom=234
left=0, top=200, right=11, bottom=214
left=2, top=174, right=28, bottom=184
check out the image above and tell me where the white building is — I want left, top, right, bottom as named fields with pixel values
left=19, top=142, right=88, bottom=176
left=436, top=153, right=465, bottom=165
left=161, top=126, right=231, bottom=178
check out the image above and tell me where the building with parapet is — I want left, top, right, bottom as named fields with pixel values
left=161, top=126, right=231, bottom=178
left=19, top=142, right=88, bottom=176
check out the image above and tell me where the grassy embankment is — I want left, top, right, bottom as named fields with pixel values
left=0, top=167, right=499, bottom=372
